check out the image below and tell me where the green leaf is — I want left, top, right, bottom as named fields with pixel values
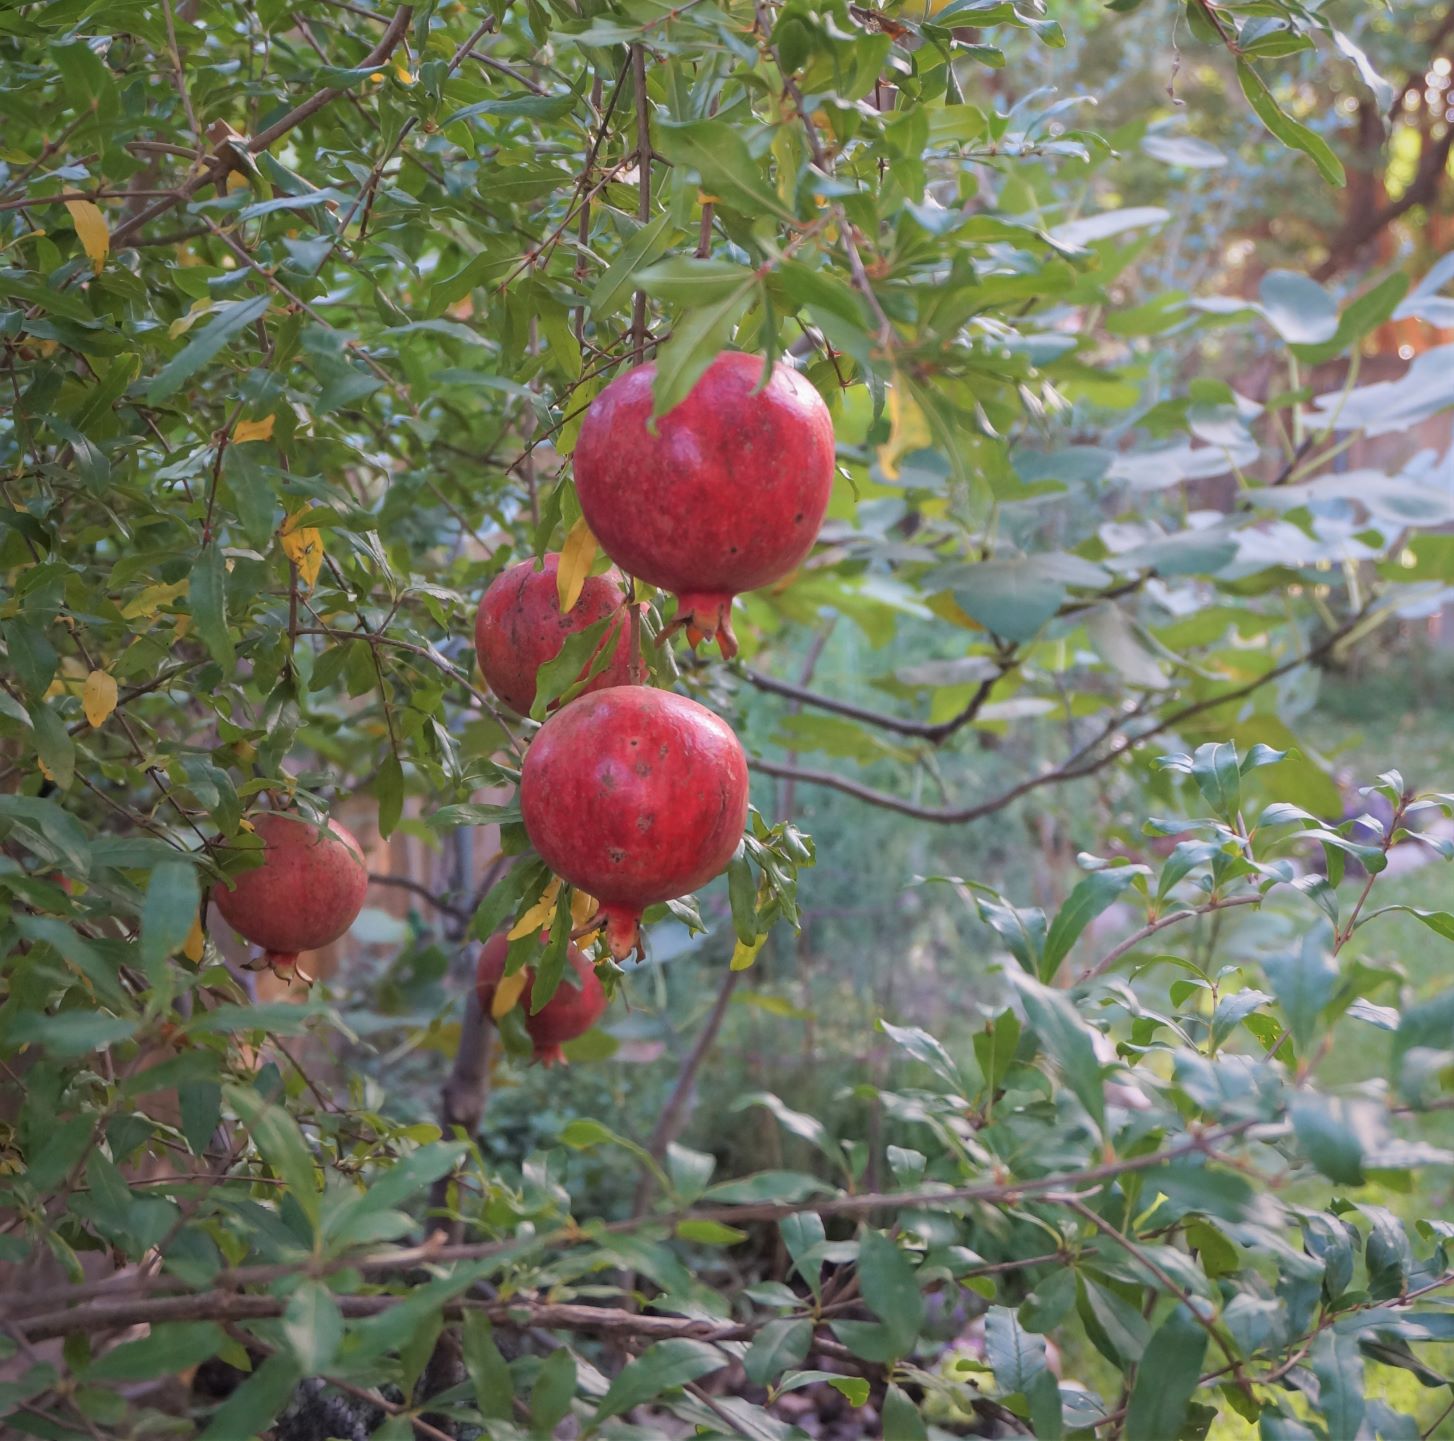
left=588, top=211, right=677, bottom=318
left=31, top=702, right=75, bottom=791
left=140, top=861, right=200, bottom=979
left=461, top=1314, right=513, bottom=1420
left=593, top=1339, right=726, bottom=1422
left=148, top=295, right=271, bottom=403
left=651, top=286, right=761, bottom=418
left=1236, top=61, right=1345, bottom=187
left=1041, top=865, right=1148, bottom=978
left=530, top=1347, right=577, bottom=1432
left=676, top=1218, right=749, bottom=1245
left=199, top=1354, right=301, bottom=1441
left=1007, top=970, right=1106, bottom=1130
left=654, top=119, right=793, bottom=220
left=282, top=1281, right=343, bottom=1374
left=225, top=1084, right=320, bottom=1231
left=189, top=546, right=235, bottom=672
left=373, top=752, right=404, bottom=839
left=1291, top=1094, right=1369, bottom=1184
left=881, top=1384, right=930, bottom=1441
left=744, top=1318, right=812, bottom=1386
left=1312, top=1328, right=1365, bottom=1439
left=984, top=1305, right=1049, bottom=1392
left=777, top=1371, right=870, bottom=1406
left=85, top=1323, right=225, bottom=1382
left=1262, top=927, right=1337, bottom=1053
left=636, top=257, right=759, bottom=306
left=1258, top=270, right=1338, bottom=346
left=1124, top=1305, right=1209, bottom=1441
left=857, top=1229, right=923, bottom=1357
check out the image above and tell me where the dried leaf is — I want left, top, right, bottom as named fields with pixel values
left=491, top=969, right=529, bottom=1018
left=64, top=199, right=108, bottom=274
left=184, top=914, right=206, bottom=963
left=731, top=935, right=766, bottom=971
left=82, top=670, right=117, bottom=728
left=508, top=876, right=561, bottom=940
left=556, top=516, right=598, bottom=614
left=877, top=376, right=932, bottom=481
left=280, top=511, right=324, bottom=590
left=233, top=415, right=276, bottom=444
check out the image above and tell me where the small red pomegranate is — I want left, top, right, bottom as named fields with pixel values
left=211, top=812, right=368, bottom=976
left=520, top=687, right=749, bottom=959
left=475, top=932, right=607, bottom=1065
left=573, top=351, right=835, bottom=658
left=475, top=553, right=637, bottom=716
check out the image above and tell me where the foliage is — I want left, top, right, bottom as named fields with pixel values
left=3, top=0, right=1454, bottom=1436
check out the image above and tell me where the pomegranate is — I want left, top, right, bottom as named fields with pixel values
left=211, top=812, right=368, bottom=976
left=475, top=553, right=637, bottom=716
left=475, top=932, right=607, bottom=1065
left=573, top=351, right=835, bottom=658
left=520, top=687, right=749, bottom=959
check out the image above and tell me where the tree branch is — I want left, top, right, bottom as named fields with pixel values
left=109, top=5, right=415, bottom=250
left=748, top=607, right=1368, bottom=823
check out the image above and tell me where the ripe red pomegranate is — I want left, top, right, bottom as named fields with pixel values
left=211, top=813, right=368, bottom=976
left=520, top=687, right=749, bottom=959
left=573, top=351, right=835, bottom=658
left=475, top=932, right=607, bottom=1065
left=475, top=553, right=637, bottom=716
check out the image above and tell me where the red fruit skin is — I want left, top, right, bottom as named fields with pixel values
left=211, top=813, right=369, bottom=973
left=475, top=932, right=607, bottom=1065
left=573, top=351, right=835, bottom=657
left=475, top=554, right=637, bottom=716
left=519, top=688, right=749, bottom=959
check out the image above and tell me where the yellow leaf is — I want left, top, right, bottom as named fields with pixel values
left=82, top=670, right=117, bottom=728
left=64, top=200, right=108, bottom=275
left=169, top=300, right=214, bottom=340
left=122, top=579, right=190, bottom=619
left=233, top=414, right=276, bottom=444
left=183, top=915, right=205, bottom=963
left=225, top=171, right=250, bottom=193
left=730, top=935, right=767, bottom=971
left=394, top=61, right=415, bottom=84
left=508, top=877, right=560, bottom=941
left=490, top=969, right=529, bottom=1019
left=280, top=511, right=324, bottom=590
left=570, top=889, right=597, bottom=928
left=556, top=516, right=598, bottom=614
left=876, top=374, right=933, bottom=482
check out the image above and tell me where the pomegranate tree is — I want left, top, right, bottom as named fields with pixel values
left=475, top=553, right=636, bottom=715
left=211, top=812, right=368, bottom=977
left=475, top=932, right=607, bottom=1065
left=520, top=687, right=749, bottom=959
left=573, top=351, right=835, bottom=658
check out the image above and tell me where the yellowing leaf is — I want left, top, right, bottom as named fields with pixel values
left=570, top=889, right=597, bottom=928
left=731, top=934, right=767, bottom=971
left=169, top=300, right=214, bottom=339
left=508, top=877, right=561, bottom=941
left=280, top=510, right=324, bottom=590
left=233, top=414, right=276, bottom=444
left=876, top=375, right=933, bottom=481
left=394, top=61, right=416, bottom=84
left=82, top=670, right=117, bottom=728
left=556, top=516, right=598, bottom=615
left=225, top=170, right=250, bottom=193
left=490, top=969, right=529, bottom=1019
left=64, top=199, right=108, bottom=275
left=183, top=914, right=206, bottom=963
left=123, top=579, right=191, bottom=619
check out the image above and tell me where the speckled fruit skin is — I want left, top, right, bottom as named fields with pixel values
left=475, top=932, right=607, bottom=1065
left=573, top=351, right=835, bottom=658
left=474, top=553, right=636, bottom=716
left=211, top=813, right=368, bottom=974
left=519, top=688, right=749, bottom=959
